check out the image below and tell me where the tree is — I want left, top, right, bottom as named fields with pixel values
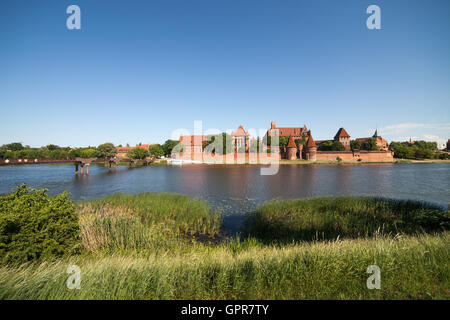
left=332, top=141, right=346, bottom=151
left=295, top=139, right=306, bottom=146
left=69, top=149, right=81, bottom=158
left=0, top=185, right=80, bottom=264
left=318, top=141, right=346, bottom=151
left=318, top=141, right=333, bottom=151
left=97, top=143, right=117, bottom=158
left=46, top=144, right=60, bottom=151
left=149, top=144, right=164, bottom=157
left=127, top=147, right=149, bottom=159
left=350, top=140, right=361, bottom=150
left=79, top=148, right=98, bottom=158
left=162, top=140, right=180, bottom=156
left=361, top=138, right=379, bottom=151
left=207, top=133, right=234, bottom=155
left=279, top=136, right=289, bottom=148
left=1, top=143, right=24, bottom=151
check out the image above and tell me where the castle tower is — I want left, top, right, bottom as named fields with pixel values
left=271, top=121, right=276, bottom=129
left=334, top=127, right=351, bottom=150
left=286, top=136, right=297, bottom=160
left=306, top=135, right=317, bottom=161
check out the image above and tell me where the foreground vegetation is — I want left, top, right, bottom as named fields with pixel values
left=0, top=186, right=448, bottom=299
left=0, top=233, right=448, bottom=299
left=245, top=196, right=449, bottom=242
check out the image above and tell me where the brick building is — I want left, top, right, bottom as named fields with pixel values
left=356, top=130, right=389, bottom=151
left=266, top=121, right=308, bottom=140
left=231, top=125, right=250, bottom=151
left=117, top=144, right=150, bottom=157
left=334, top=128, right=351, bottom=150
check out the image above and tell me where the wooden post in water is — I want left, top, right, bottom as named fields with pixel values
left=80, top=164, right=84, bottom=176
left=75, top=163, right=79, bottom=175
left=86, top=164, right=89, bottom=175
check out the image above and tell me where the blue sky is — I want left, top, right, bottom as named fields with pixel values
left=1, top=0, right=449, bottom=148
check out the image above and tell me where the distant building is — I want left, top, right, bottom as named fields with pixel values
left=266, top=121, right=308, bottom=140
left=356, top=130, right=389, bottom=151
left=179, top=135, right=205, bottom=154
left=231, top=125, right=250, bottom=151
left=334, top=128, right=351, bottom=150
left=116, top=144, right=150, bottom=157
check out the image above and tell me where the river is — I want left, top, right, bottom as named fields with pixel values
left=1, top=163, right=448, bottom=233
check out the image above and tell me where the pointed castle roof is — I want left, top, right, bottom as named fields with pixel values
left=307, top=135, right=317, bottom=148
left=287, top=136, right=296, bottom=148
left=231, top=125, right=249, bottom=136
left=334, top=127, right=350, bottom=139
left=373, top=129, right=379, bottom=138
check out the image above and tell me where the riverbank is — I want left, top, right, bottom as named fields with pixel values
left=2, top=158, right=449, bottom=167
left=0, top=188, right=448, bottom=299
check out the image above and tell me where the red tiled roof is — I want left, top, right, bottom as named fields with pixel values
left=334, top=128, right=350, bottom=139
left=287, top=136, right=296, bottom=148
left=231, top=125, right=249, bottom=136
left=269, top=127, right=307, bottom=137
left=117, top=146, right=135, bottom=153
left=306, top=135, right=317, bottom=148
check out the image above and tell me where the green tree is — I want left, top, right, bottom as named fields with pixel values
left=2, top=143, right=24, bottom=151
left=97, top=143, right=117, bottom=158
left=162, top=140, right=180, bottom=156
left=0, top=185, right=80, bottom=264
left=318, top=141, right=333, bottom=151
left=208, top=133, right=234, bottom=155
left=279, top=136, right=289, bottom=148
left=149, top=144, right=164, bottom=157
left=127, top=147, right=149, bottom=159
left=318, top=141, right=346, bottom=151
left=79, top=148, right=98, bottom=158
left=350, top=140, right=361, bottom=150
left=331, top=141, right=346, bottom=151
left=46, top=144, right=60, bottom=151
left=69, top=149, right=81, bottom=158
left=361, top=138, right=379, bottom=151
left=295, top=139, right=306, bottom=146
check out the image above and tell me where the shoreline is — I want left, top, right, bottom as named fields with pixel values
left=1, top=159, right=450, bottom=167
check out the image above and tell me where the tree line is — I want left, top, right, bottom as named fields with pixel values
left=0, top=140, right=181, bottom=160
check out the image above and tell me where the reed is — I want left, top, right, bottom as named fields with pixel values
left=77, top=193, right=221, bottom=253
left=244, top=197, right=449, bottom=242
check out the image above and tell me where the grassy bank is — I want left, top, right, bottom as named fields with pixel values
left=244, top=197, right=449, bottom=242
left=0, top=190, right=449, bottom=299
left=0, top=233, right=448, bottom=299
left=78, top=193, right=221, bottom=253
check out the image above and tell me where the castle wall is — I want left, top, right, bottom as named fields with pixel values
left=316, top=150, right=394, bottom=162
left=174, top=152, right=282, bottom=163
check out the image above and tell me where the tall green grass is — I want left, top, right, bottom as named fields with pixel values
left=78, top=193, right=221, bottom=253
left=1, top=193, right=448, bottom=299
left=245, top=197, right=449, bottom=242
left=0, top=233, right=448, bottom=299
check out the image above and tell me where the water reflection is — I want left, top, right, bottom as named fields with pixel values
left=0, top=163, right=448, bottom=211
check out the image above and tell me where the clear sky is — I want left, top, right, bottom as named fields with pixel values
left=1, top=0, right=449, bottom=148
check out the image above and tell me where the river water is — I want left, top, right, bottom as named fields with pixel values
left=1, top=163, right=448, bottom=233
